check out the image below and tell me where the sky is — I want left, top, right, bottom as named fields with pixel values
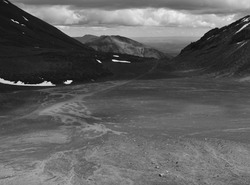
left=11, top=0, right=250, bottom=38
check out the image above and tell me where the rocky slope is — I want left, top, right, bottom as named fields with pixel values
left=172, top=15, right=250, bottom=77
left=0, top=0, right=110, bottom=85
left=75, top=35, right=171, bottom=59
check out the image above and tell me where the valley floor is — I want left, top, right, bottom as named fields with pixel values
left=1, top=77, right=250, bottom=185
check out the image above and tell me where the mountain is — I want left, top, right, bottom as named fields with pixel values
left=0, top=0, right=90, bottom=50
left=75, top=35, right=171, bottom=59
left=172, top=15, right=250, bottom=77
left=0, top=0, right=110, bottom=85
left=74, top=34, right=99, bottom=44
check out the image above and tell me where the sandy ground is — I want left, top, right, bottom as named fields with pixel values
left=1, top=78, right=250, bottom=184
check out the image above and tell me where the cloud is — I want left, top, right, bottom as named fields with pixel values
left=15, top=4, right=237, bottom=28
left=12, top=0, right=250, bottom=14
left=11, top=0, right=250, bottom=38
left=18, top=5, right=81, bottom=25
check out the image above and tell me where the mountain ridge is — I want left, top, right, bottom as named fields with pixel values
left=75, top=35, right=171, bottom=59
left=171, top=15, right=250, bottom=77
left=0, top=0, right=110, bottom=85
left=0, top=0, right=89, bottom=50
left=74, top=34, right=99, bottom=45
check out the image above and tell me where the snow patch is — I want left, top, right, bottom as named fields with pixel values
left=113, top=55, right=119, bottom=58
left=0, top=78, right=55, bottom=87
left=96, top=59, right=102, bottom=64
left=237, top=40, right=248, bottom=48
left=23, top=16, right=29, bottom=21
left=207, top=36, right=214, bottom=40
left=11, top=19, right=19, bottom=24
left=112, top=59, right=131, bottom=64
left=11, top=19, right=26, bottom=26
left=242, top=17, right=250, bottom=23
left=235, top=23, right=250, bottom=34
left=64, top=80, right=73, bottom=85
left=237, top=41, right=246, bottom=45
left=3, top=0, right=9, bottom=4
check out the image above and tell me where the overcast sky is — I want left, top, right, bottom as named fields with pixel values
left=11, top=0, right=250, bottom=37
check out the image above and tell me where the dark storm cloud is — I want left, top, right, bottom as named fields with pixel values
left=11, top=0, right=250, bottom=14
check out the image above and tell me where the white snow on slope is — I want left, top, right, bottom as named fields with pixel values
left=207, top=35, right=214, bottom=40
left=0, top=78, right=55, bottom=86
left=11, top=19, right=19, bottom=24
left=112, top=59, right=131, bottom=64
left=3, top=0, right=9, bottom=4
left=96, top=59, right=102, bottom=64
left=11, top=19, right=26, bottom=26
left=237, top=40, right=249, bottom=48
left=242, top=17, right=250, bottom=22
left=113, top=55, right=119, bottom=58
left=64, top=80, right=73, bottom=85
left=235, top=23, right=250, bottom=34
left=23, top=16, right=29, bottom=21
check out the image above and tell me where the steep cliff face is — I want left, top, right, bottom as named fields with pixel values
left=172, top=16, right=250, bottom=77
left=0, top=0, right=110, bottom=85
left=76, top=35, right=171, bottom=59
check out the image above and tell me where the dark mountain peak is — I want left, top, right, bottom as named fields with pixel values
left=180, top=16, right=250, bottom=54
left=173, top=16, right=250, bottom=77
left=0, top=0, right=88, bottom=50
left=239, top=15, right=250, bottom=22
left=0, top=0, right=110, bottom=85
left=230, top=16, right=250, bottom=44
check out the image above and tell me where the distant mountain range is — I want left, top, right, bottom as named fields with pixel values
left=75, top=35, right=171, bottom=59
left=172, top=15, right=250, bottom=77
